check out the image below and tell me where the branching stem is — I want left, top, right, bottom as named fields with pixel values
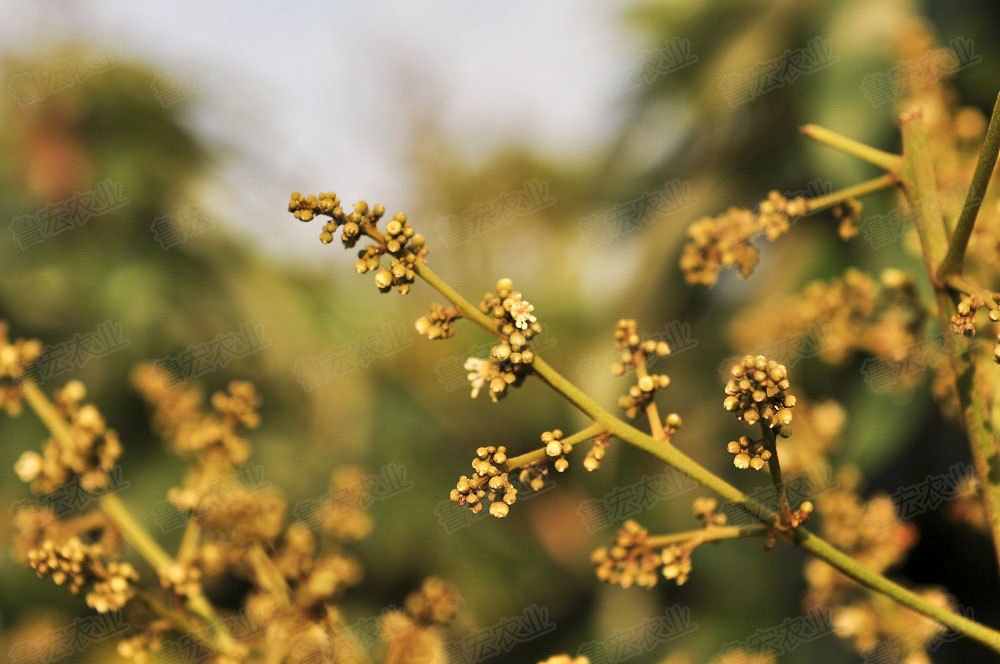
left=645, top=524, right=769, bottom=548
left=800, top=124, right=904, bottom=172
left=18, top=379, right=241, bottom=658
left=938, top=91, right=1000, bottom=278
left=407, top=260, right=1000, bottom=653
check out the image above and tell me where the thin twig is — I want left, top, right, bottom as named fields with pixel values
left=800, top=124, right=904, bottom=172
left=938, top=91, right=1000, bottom=278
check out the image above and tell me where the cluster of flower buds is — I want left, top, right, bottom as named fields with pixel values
left=131, top=365, right=257, bottom=465
left=481, top=278, right=541, bottom=337
left=610, top=319, right=676, bottom=423
left=680, top=208, right=760, bottom=286
left=950, top=294, right=983, bottom=335
left=159, top=561, right=203, bottom=599
left=757, top=190, right=809, bottom=241
left=591, top=520, right=665, bottom=589
left=320, top=467, right=375, bottom=541
left=88, top=560, right=140, bottom=613
left=516, top=464, right=550, bottom=491
left=726, top=435, right=772, bottom=471
left=832, top=198, right=863, bottom=240
left=15, top=380, right=123, bottom=493
left=449, top=445, right=518, bottom=518
left=692, top=497, right=728, bottom=527
left=680, top=191, right=810, bottom=286
left=403, top=576, right=460, bottom=626
left=788, top=500, right=814, bottom=528
left=542, top=429, right=571, bottom=472
left=0, top=321, right=43, bottom=415
left=415, top=303, right=462, bottom=340
left=949, top=293, right=1000, bottom=364
left=378, top=577, right=460, bottom=664
left=591, top=519, right=695, bottom=589
left=659, top=543, right=694, bottom=585
left=583, top=432, right=611, bottom=471
left=288, top=193, right=427, bottom=294
left=464, top=279, right=541, bottom=402
left=116, top=620, right=170, bottom=662
left=723, top=355, right=796, bottom=430
left=27, top=537, right=138, bottom=613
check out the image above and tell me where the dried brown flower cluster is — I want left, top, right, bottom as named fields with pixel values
left=679, top=191, right=808, bottom=286
left=463, top=278, right=540, bottom=402
left=723, top=355, right=796, bottom=430
left=288, top=192, right=428, bottom=294
left=415, top=302, right=463, bottom=340
left=27, top=537, right=138, bottom=613
left=0, top=321, right=42, bottom=414
left=14, top=380, right=122, bottom=493
left=611, top=319, right=676, bottom=423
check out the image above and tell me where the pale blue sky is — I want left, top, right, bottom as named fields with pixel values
left=2, top=0, right=643, bottom=257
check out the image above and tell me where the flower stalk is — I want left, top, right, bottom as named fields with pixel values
left=897, top=111, right=1000, bottom=573
left=18, top=378, right=241, bottom=658
left=801, top=123, right=904, bottom=173
left=760, top=424, right=792, bottom=528
left=644, top=523, right=769, bottom=548
left=407, top=260, right=1000, bottom=652
left=502, top=423, right=605, bottom=470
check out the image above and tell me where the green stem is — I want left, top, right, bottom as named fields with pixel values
left=900, top=111, right=951, bottom=271
left=803, top=173, right=900, bottom=213
left=646, top=524, right=768, bottom=548
left=761, top=425, right=792, bottom=528
left=503, top=422, right=605, bottom=470
left=633, top=351, right=665, bottom=441
left=938, top=91, right=1000, bottom=278
left=99, top=493, right=173, bottom=570
left=898, top=113, right=1000, bottom=574
left=800, top=124, right=904, bottom=173
left=410, top=260, right=1000, bottom=653
left=133, top=589, right=218, bottom=653
left=796, top=531, right=1000, bottom=648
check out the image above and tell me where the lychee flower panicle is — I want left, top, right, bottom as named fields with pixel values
left=723, top=355, right=796, bottom=429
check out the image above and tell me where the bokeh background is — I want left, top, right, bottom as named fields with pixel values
left=2, top=0, right=999, bottom=662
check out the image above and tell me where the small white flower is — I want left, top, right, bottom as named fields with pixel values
left=464, top=357, right=491, bottom=399
left=508, top=298, right=536, bottom=330
left=14, top=451, right=42, bottom=483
